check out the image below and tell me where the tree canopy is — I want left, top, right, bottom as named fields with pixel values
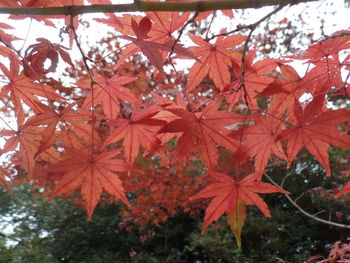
left=0, top=0, right=349, bottom=262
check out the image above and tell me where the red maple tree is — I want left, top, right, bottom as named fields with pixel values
left=0, top=0, right=349, bottom=256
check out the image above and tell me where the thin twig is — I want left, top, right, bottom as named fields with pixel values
left=169, top=10, right=199, bottom=59
left=206, top=4, right=286, bottom=41
left=264, top=173, right=350, bottom=230
left=321, top=31, right=350, bottom=42
left=68, top=14, right=96, bottom=156
left=19, top=18, right=33, bottom=52
left=0, top=115, right=15, bottom=131
left=239, top=5, right=286, bottom=109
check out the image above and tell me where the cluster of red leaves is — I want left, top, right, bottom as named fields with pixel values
left=0, top=1, right=349, bottom=247
left=306, top=238, right=350, bottom=263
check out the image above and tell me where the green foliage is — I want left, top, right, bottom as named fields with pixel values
left=1, top=162, right=350, bottom=263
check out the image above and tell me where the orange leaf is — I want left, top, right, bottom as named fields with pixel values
left=191, top=172, right=289, bottom=233
left=48, top=147, right=131, bottom=220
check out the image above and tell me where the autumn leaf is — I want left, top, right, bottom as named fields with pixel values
left=24, top=102, right=92, bottom=157
left=259, top=64, right=304, bottom=117
left=227, top=199, right=246, bottom=247
left=187, top=34, right=245, bottom=91
left=0, top=53, right=62, bottom=113
left=225, top=48, right=279, bottom=108
left=147, top=11, right=190, bottom=43
left=335, top=170, right=350, bottom=198
left=0, top=22, right=22, bottom=48
left=191, top=172, right=289, bottom=234
left=80, top=72, right=137, bottom=120
left=114, top=16, right=195, bottom=71
left=280, top=96, right=350, bottom=176
left=0, top=110, right=41, bottom=178
left=302, top=31, right=350, bottom=62
left=0, top=167, right=12, bottom=194
left=48, top=147, right=131, bottom=220
left=103, top=99, right=166, bottom=165
left=23, top=38, right=75, bottom=79
left=159, top=99, right=245, bottom=170
left=230, top=113, right=287, bottom=172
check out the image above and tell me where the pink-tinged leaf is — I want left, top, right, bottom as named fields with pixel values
left=159, top=100, right=245, bottom=169
left=191, top=172, right=289, bottom=234
left=104, top=102, right=166, bottom=165
left=227, top=199, right=246, bottom=247
left=48, top=148, right=130, bottom=220
left=187, top=34, right=245, bottom=91
left=280, top=97, right=350, bottom=176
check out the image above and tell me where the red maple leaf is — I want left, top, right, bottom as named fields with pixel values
left=159, top=100, right=245, bottom=170
left=0, top=53, right=62, bottom=113
left=80, top=72, right=137, bottom=120
left=0, top=110, right=41, bottom=178
left=23, top=38, right=75, bottom=79
left=147, top=11, right=190, bottom=43
left=0, top=22, right=22, bottom=48
left=113, top=16, right=195, bottom=71
left=191, top=172, right=288, bottom=233
left=259, top=64, right=304, bottom=117
left=103, top=99, right=166, bottom=165
left=335, top=170, right=350, bottom=198
left=187, top=34, right=245, bottom=91
left=280, top=96, right=350, bottom=176
left=48, top=147, right=131, bottom=220
left=225, top=48, right=279, bottom=108
left=230, top=113, right=287, bottom=172
left=25, top=102, right=92, bottom=157
left=0, top=167, right=12, bottom=194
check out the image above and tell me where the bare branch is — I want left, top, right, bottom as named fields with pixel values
left=239, top=4, right=285, bottom=109
left=264, top=173, right=350, bottom=230
left=0, top=0, right=319, bottom=16
left=169, top=10, right=199, bottom=59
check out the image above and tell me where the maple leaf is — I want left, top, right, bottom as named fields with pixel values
left=48, top=147, right=131, bottom=220
left=259, top=64, right=304, bottom=117
left=103, top=100, right=166, bottom=165
left=80, top=72, right=137, bottom=120
left=191, top=172, right=289, bottom=234
left=227, top=199, right=246, bottom=247
left=119, top=36, right=195, bottom=71
left=147, top=11, right=190, bottom=43
left=25, top=102, right=92, bottom=157
left=280, top=96, right=350, bottom=176
left=0, top=22, right=22, bottom=48
left=187, top=34, right=245, bottom=91
left=335, top=170, right=350, bottom=198
left=0, top=110, right=41, bottom=178
left=230, top=113, right=287, bottom=172
left=0, top=167, right=12, bottom=194
left=111, top=16, right=195, bottom=71
left=225, top=48, right=279, bottom=108
left=302, top=31, right=350, bottom=63
left=23, top=38, right=74, bottom=79
left=0, top=53, right=62, bottom=113
left=159, top=99, right=245, bottom=170
left=4, top=1, right=59, bottom=27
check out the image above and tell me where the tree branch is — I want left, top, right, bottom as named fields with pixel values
left=264, top=173, right=350, bottom=230
left=0, top=0, right=318, bottom=16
